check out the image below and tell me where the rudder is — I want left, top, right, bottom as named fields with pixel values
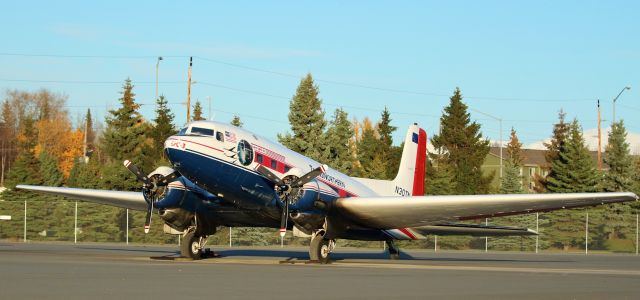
left=392, top=123, right=427, bottom=196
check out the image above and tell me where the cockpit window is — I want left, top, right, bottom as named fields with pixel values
left=178, top=127, right=188, bottom=135
left=190, top=127, right=214, bottom=136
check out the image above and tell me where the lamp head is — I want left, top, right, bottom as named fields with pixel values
left=158, top=56, right=163, bottom=61
left=625, top=86, right=631, bottom=90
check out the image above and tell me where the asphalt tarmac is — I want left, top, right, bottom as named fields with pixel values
left=0, top=242, right=638, bottom=299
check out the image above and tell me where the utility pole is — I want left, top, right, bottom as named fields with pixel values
left=186, top=57, right=193, bottom=123
left=597, top=100, right=602, bottom=170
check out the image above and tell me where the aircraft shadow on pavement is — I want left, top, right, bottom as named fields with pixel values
left=76, top=245, right=179, bottom=254
left=214, top=249, right=570, bottom=263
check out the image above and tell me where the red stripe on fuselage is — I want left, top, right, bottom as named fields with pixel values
left=167, top=137, right=224, bottom=153
left=412, top=129, right=427, bottom=196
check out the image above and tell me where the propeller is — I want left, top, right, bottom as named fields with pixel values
left=123, top=160, right=179, bottom=233
left=255, top=164, right=328, bottom=237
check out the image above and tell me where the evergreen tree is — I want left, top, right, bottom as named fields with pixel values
left=500, top=128, right=524, bottom=194
left=102, top=78, right=149, bottom=163
left=600, top=120, right=634, bottom=241
left=231, top=115, right=243, bottom=127
left=602, top=121, right=634, bottom=192
left=357, top=118, right=384, bottom=178
left=430, top=88, right=492, bottom=194
left=546, top=119, right=599, bottom=193
left=192, top=101, right=205, bottom=121
left=149, top=95, right=176, bottom=162
left=534, top=110, right=569, bottom=192
left=323, top=108, right=355, bottom=174
left=376, top=107, right=397, bottom=179
left=100, top=78, right=150, bottom=190
left=84, top=109, right=95, bottom=156
left=39, top=151, right=63, bottom=186
left=425, top=156, right=456, bottom=195
left=6, top=117, right=41, bottom=188
left=278, top=73, right=326, bottom=161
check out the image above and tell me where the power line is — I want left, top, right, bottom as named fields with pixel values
left=0, top=52, right=596, bottom=103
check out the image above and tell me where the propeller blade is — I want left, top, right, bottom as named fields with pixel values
left=254, top=165, right=285, bottom=186
left=157, top=171, right=181, bottom=186
left=123, top=160, right=151, bottom=187
left=292, top=164, right=327, bottom=187
left=279, top=197, right=289, bottom=237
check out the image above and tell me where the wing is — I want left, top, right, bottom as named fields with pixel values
left=336, top=192, right=638, bottom=229
left=16, top=185, right=147, bottom=211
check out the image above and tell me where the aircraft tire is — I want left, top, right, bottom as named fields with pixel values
left=309, top=235, right=331, bottom=264
left=181, top=231, right=202, bottom=260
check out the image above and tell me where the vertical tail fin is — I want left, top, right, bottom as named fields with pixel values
left=393, top=123, right=427, bottom=196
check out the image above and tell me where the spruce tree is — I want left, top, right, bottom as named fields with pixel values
left=100, top=78, right=150, bottom=190
left=546, top=119, right=599, bottom=193
left=534, top=110, right=569, bottom=192
left=323, top=108, right=355, bottom=174
left=376, top=107, right=397, bottom=179
left=278, top=73, right=326, bottom=161
left=425, top=156, right=456, bottom=195
left=6, top=117, right=42, bottom=188
left=357, top=118, right=383, bottom=178
left=84, top=109, right=95, bottom=156
left=430, top=88, right=492, bottom=194
left=500, top=128, right=524, bottom=194
left=149, top=95, right=176, bottom=161
left=231, top=115, right=243, bottom=127
left=39, top=151, right=63, bottom=186
left=602, top=121, right=634, bottom=192
left=192, top=101, right=205, bottom=121
left=600, top=120, right=634, bottom=241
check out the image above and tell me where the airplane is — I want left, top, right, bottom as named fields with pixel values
left=17, top=120, right=638, bottom=263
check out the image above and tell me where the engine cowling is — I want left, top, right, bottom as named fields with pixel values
left=288, top=179, right=339, bottom=234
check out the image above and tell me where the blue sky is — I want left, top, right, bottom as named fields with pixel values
left=1, top=1, right=638, bottom=148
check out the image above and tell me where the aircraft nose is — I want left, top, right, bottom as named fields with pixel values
left=164, top=136, right=185, bottom=165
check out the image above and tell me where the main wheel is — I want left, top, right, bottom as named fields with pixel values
left=309, top=235, right=332, bottom=264
left=181, top=230, right=202, bottom=260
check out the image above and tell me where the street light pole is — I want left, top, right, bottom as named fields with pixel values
left=156, top=56, right=163, bottom=100
left=612, top=86, right=631, bottom=123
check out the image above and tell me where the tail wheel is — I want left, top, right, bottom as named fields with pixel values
left=181, top=230, right=202, bottom=260
left=309, top=233, right=334, bottom=264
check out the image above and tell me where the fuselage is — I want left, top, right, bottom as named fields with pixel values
left=163, top=120, right=378, bottom=230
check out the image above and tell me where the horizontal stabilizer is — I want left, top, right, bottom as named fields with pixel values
left=412, top=223, right=537, bottom=237
left=16, top=185, right=147, bottom=211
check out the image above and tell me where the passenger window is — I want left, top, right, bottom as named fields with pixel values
left=284, top=166, right=290, bottom=173
left=216, top=131, right=224, bottom=142
left=190, top=127, right=214, bottom=136
left=256, top=154, right=263, bottom=163
left=271, top=160, right=278, bottom=169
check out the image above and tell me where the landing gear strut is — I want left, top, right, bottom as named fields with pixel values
left=309, top=231, right=335, bottom=264
left=181, top=230, right=206, bottom=260
left=385, top=240, right=400, bottom=260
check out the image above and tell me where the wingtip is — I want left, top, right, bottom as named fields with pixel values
left=123, top=160, right=131, bottom=167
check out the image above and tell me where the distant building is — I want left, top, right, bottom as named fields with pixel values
left=482, top=147, right=606, bottom=192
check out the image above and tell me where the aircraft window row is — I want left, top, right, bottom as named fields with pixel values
left=190, top=127, right=214, bottom=136
left=254, top=153, right=291, bottom=173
